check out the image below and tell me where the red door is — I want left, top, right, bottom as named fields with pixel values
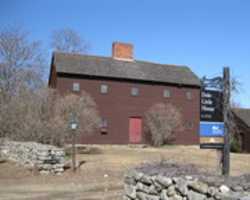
left=129, top=117, right=142, bottom=143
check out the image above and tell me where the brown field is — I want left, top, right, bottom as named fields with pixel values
left=0, top=145, right=250, bottom=200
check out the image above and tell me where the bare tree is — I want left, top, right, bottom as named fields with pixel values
left=51, top=28, right=89, bottom=53
left=144, top=103, right=183, bottom=147
left=0, top=26, right=45, bottom=99
left=0, top=26, right=45, bottom=140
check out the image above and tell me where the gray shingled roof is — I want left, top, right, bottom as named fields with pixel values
left=233, top=108, right=250, bottom=128
left=52, top=52, right=201, bottom=86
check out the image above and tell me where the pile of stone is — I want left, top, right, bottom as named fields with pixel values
left=1, top=140, right=65, bottom=175
left=124, top=170, right=250, bottom=200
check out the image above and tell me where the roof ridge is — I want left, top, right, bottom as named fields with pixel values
left=53, top=51, right=189, bottom=68
left=135, top=59, right=189, bottom=68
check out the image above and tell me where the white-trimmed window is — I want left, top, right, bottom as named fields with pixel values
left=185, top=121, right=194, bottom=129
left=186, top=91, right=192, bottom=100
left=100, top=118, right=108, bottom=135
left=131, top=87, right=139, bottom=96
left=100, top=118, right=108, bottom=128
left=163, top=89, right=171, bottom=98
left=72, top=82, right=80, bottom=92
left=100, top=84, right=108, bottom=94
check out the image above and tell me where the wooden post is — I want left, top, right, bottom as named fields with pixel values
left=72, top=131, right=76, bottom=172
left=222, top=67, right=230, bottom=176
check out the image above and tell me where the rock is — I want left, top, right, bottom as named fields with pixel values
left=123, top=196, right=131, bottom=200
left=185, top=176, right=193, bottom=181
left=243, top=183, right=250, bottom=191
left=55, top=172, right=62, bottom=176
left=136, top=182, right=150, bottom=194
left=240, top=196, right=250, bottom=200
left=214, top=193, right=221, bottom=200
left=124, top=184, right=136, bottom=199
left=148, top=185, right=158, bottom=195
left=208, top=187, right=217, bottom=196
left=167, top=185, right=176, bottom=197
left=141, top=175, right=153, bottom=185
left=219, top=185, right=230, bottom=194
left=231, top=186, right=243, bottom=192
left=169, top=194, right=182, bottom=200
left=126, top=170, right=144, bottom=181
left=172, top=177, right=179, bottom=184
left=154, top=180, right=163, bottom=192
left=216, top=192, right=242, bottom=200
left=54, top=168, right=64, bottom=172
left=187, top=190, right=206, bottom=200
left=137, top=192, right=160, bottom=200
left=175, top=178, right=188, bottom=196
left=40, top=170, right=50, bottom=175
left=156, top=176, right=173, bottom=188
left=160, top=190, right=169, bottom=200
left=188, top=181, right=208, bottom=194
left=125, top=176, right=137, bottom=185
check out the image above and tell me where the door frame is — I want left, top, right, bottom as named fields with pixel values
left=129, top=116, right=142, bottom=144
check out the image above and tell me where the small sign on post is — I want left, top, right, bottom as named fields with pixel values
left=200, top=88, right=224, bottom=149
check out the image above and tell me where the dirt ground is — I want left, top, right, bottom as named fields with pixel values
left=0, top=145, right=250, bottom=200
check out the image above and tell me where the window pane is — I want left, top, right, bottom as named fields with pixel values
left=131, top=87, right=139, bottom=96
left=102, top=118, right=108, bottom=128
left=72, top=83, right=80, bottom=92
left=100, top=84, right=108, bottom=94
left=185, top=121, right=194, bottom=129
left=163, top=89, right=171, bottom=98
left=100, top=118, right=108, bottom=134
left=186, top=91, right=192, bottom=100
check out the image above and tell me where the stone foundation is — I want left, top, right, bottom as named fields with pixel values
left=1, top=140, right=65, bottom=175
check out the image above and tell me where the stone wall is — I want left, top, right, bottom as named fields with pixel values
left=1, top=140, right=65, bottom=175
left=124, top=170, right=250, bottom=200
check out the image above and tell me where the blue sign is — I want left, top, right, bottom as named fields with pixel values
left=200, top=121, right=224, bottom=137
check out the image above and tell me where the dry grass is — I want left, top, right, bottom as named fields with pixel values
left=0, top=145, right=250, bottom=200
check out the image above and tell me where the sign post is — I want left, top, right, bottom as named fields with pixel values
left=200, top=67, right=231, bottom=176
left=69, top=115, right=78, bottom=173
left=222, top=67, right=230, bottom=176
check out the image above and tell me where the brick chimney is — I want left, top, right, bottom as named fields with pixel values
left=112, top=42, right=134, bottom=61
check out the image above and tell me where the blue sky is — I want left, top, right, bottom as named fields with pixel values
left=0, top=0, right=250, bottom=107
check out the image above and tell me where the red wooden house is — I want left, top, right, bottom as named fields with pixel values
left=49, top=42, right=201, bottom=145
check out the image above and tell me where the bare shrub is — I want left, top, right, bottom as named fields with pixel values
left=54, top=91, right=101, bottom=145
left=1, top=87, right=100, bottom=147
left=144, top=103, right=183, bottom=147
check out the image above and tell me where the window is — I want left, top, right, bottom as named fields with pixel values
left=72, top=82, right=80, bottom=92
left=163, top=89, right=171, bottom=98
left=185, top=121, right=194, bottom=129
left=100, top=118, right=108, bottom=135
left=100, top=118, right=108, bottom=128
left=100, top=84, right=108, bottom=94
left=186, top=91, right=192, bottom=100
left=131, top=87, right=139, bottom=96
